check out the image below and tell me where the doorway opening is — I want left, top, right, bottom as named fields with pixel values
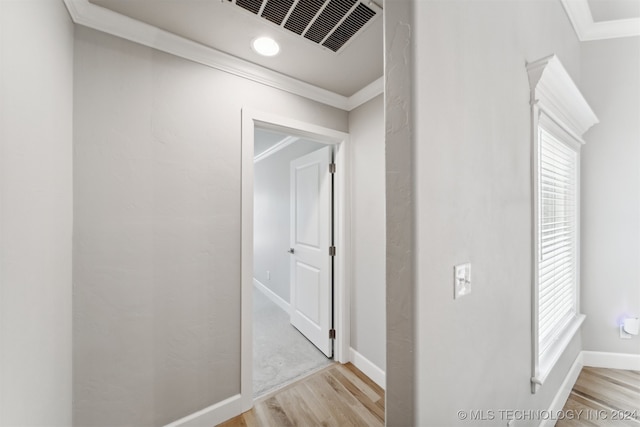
left=252, top=128, right=334, bottom=397
left=241, top=109, right=350, bottom=410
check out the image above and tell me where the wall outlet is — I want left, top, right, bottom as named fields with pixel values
left=621, top=324, right=632, bottom=339
left=454, top=263, right=471, bottom=299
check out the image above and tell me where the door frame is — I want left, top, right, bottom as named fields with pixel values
left=240, top=108, right=351, bottom=411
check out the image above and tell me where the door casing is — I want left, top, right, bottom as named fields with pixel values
left=240, top=108, right=351, bottom=411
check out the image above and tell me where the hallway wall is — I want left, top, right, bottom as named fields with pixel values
left=385, top=0, right=585, bottom=425
left=349, top=95, right=386, bottom=376
left=73, top=27, right=348, bottom=426
left=0, top=1, right=74, bottom=425
left=413, top=1, right=582, bottom=424
left=581, top=36, right=640, bottom=355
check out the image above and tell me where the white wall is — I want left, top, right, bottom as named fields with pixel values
left=73, top=26, right=348, bottom=426
left=385, top=0, right=585, bottom=425
left=0, top=1, right=74, bottom=425
left=581, top=37, right=640, bottom=354
left=348, top=95, right=386, bottom=373
left=254, top=139, right=326, bottom=302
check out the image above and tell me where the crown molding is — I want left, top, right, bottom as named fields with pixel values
left=527, top=54, right=598, bottom=143
left=254, top=136, right=299, bottom=163
left=561, top=0, right=640, bottom=41
left=63, top=0, right=382, bottom=111
left=347, top=76, right=384, bottom=110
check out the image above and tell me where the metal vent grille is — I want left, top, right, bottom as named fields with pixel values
left=284, top=0, right=325, bottom=35
left=262, top=0, right=296, bottom=25
left=304, top=0, right=357, bottom=43
left=230, top=0, right=379, bottom=53
left=236, top=0, right=262, bottom=15
left=322, top=2, right=375, bottom=51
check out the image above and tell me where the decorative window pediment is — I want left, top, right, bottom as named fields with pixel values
left=527, top=54, right=599, bottom=143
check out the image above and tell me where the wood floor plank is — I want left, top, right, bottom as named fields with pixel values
left=330, top=368, right=384, bottom=422
left=574, top=370, right=640, bottom=413
left=252, top=400, right=274, bottom=426
left=218, top=363, right=385, bottom=426
left=343, top=362, right=385, bottom=397
left=263, top=397, right=295, bottom=427
left=560, top=367, right=640, bottom=427
left=307, top=372, right=364, bottom=426
left=335, top=363, right=382, bottom=403
left=557, top=393, right=601, bottom=427
left=297, top=378, right=343, bottom=426
left=583, top=368, right=640, bottom=394
left=275, top=387, right=321, bottom=427
left=241, top=409, right=258, bottom=427
left=217, top=415, right=248, bottom=427
left=325, top=371, right=383, bottom=427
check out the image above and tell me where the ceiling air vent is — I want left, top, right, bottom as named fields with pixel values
left=230, top=0, right=380, bottom=53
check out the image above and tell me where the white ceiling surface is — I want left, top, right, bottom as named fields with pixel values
left=255, top=128, right=288, bottom=156
left=255, top=128, right=324, bottom=157
left=562, top=0, right=640, bottom=40
left=588, top=0, right=640, bottom=22
left=89, top=0, right=383, bottom=97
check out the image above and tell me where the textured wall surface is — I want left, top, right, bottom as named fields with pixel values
left=349, top=95, right=386, bottom=373
left=254, top=139, right=326, bottom=302
left=0, top=1, right=74, bottom=425
left=73, top=27, right=347, bottom=426
left=581, top=37, right=640, bottom=354
left=384, top=0, right=586, bottom=425
left=384, top=0, right=415, bottom=424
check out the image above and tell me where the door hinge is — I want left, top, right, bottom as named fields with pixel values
left=329, top=329, right=336, bottom=339
left=329, top=246, right=336, bottom=256
left=329, top=163, right=336, bottom=174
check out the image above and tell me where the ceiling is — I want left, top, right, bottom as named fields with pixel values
left=588, top=0, right=640, bottom=22
left=255, top=128, right=289, bottom=156
left=254, top=128, right=326, bottom=161
left=562, top=0, right=640, bottom=40
left=89, top=0, right=383, bottom=97
left=67, top=0, right=635, bottom=107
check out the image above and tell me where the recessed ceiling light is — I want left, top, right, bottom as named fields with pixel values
left=252, top=37, right=280, bottom=57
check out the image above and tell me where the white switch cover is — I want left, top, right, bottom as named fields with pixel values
left=454, top=263, right=471, bottom=299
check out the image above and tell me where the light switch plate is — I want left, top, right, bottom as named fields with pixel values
left=454, top=263, right=471, bottom=299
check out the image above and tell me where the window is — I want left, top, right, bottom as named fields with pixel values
left=537, top=126, right=578, bottom=355
left=527, top=55, right=598, bottom=393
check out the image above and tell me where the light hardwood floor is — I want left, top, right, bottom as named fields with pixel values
left=218, top=363, right=384, bottom=427
left=558, top=367, right=640, bottom=426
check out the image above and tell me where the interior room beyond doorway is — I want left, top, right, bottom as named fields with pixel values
left=252, top=128, right=333, bottom=397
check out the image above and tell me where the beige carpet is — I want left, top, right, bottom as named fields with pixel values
left=253, top=286, right=333, bottom=397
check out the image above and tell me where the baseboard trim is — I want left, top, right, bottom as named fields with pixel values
left=349, top=348, right=385, bottom=390
left=540, top=352, right=584, bottom=427
left=163, top=394, right=242, bottom=427
left=253, top=278, right=290, bottom=314
left=582, top=351, right=640, bottom=370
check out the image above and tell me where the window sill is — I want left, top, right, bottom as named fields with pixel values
left=531, top=314, right=585, bottom=394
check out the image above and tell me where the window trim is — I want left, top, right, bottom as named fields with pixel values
left=526, top=55, right=598, bottom=394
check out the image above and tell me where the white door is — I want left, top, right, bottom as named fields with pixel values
left=289, top=146, right=333, bottom=357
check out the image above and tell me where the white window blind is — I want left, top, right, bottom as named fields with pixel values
left=537, top=127, right=578, bottom=356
